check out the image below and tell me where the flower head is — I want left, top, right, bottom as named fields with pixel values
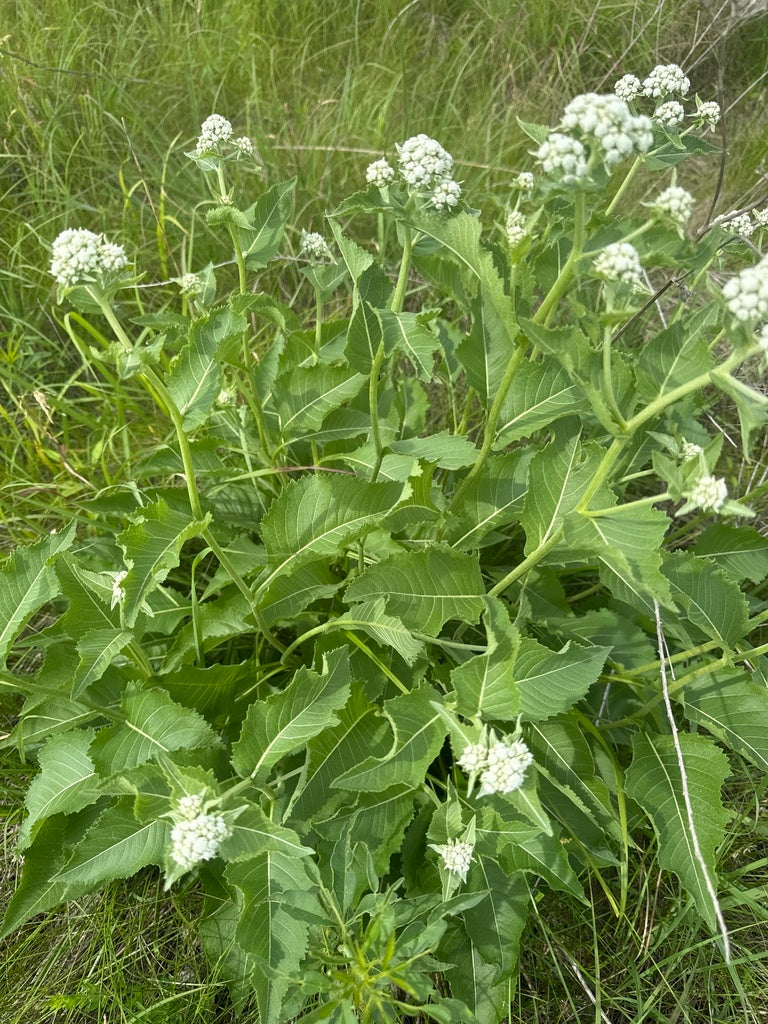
left=754, top=208, right=768, bottom=228
left=653, top=185, right=694, bottom=227
left=233, top=136, right=254, bottom=156
left=176, top=794, right=205, bottom=820
left=536, top=132, right=588, bottom=182
left=396, top=134, right=454, bottom=188
left=614, top=74, right=642, bottom=102
left=642, top=64, right=690, bottom=98
left=654, top=100, right=685, bottom=128
left=299, top=229, right=333, bottom=262
left=681, top=439, right=703, bottom=460
left=559, top=93, right=653, bottom=168
left=514, top=170, right=535, bottom=193
left=170, top=811, right=229, bottom=869
left=686, top=474, right=728, bottom=513
left=722, top=255, right=768, bottom=322
left=195, top=114, right=233, bottom=155
left=430, top=178, right=462, bottom=211
left=457, top=742, right=489, bottom=774
left=506, top=210, right=527, bottom=247
left=50, top=228, right=128, bottom=288
left=696, top=100, right=721, bottom=131
left=726, top=212, right=755, bottom=239
left=477, top=738, right=534, bottom=797
left=366, top=158, right=395, bottom=187
left=430, top=839, right=474, bottom=882
left=111, top=569, right=128, bottom=609
left=594, top=241, right=643, bottom=287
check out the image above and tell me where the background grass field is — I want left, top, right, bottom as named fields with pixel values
left=1, top=1, right=768, bottom=1020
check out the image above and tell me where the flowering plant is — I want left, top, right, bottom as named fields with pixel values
left=2, top=79, right=768, bottom=1022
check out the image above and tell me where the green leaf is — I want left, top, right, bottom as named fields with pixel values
left=714, top=373, right=768, bottom=455
left=90, top=686, right=222, bottom=774
left=154, top=661, right=254, bottom=721
left=274, top=364, right=366, bottom=438
left=219, top=804, right=313, bottom=862
left=664, top=551, right=750, bottom=647
left=56, top=798, right=169, bottom=886
left=344, top=299, right=383, bottom=374
left=1, top=815, right=77, bottom=937
left=445, top=453, right=528, bottom=550
left=227, top=851, right=318, bottom=1024
left=289, top=682, right=391, bottom=824
left=242, top=178, right=296, bottom=269
left=344, top=545, right=485, bottom=636
left=231, top=647, right=351, bottom=784
left=519, top=428, right=599, bottom=553
left=71, top=628, right=134, bottom=697
left=451, top=598, right=521, bottom=720
left=495, top=358, right=589, bottom=446
left=684, top=669, right=768, bottom=772
left=635, top=321, right=714, bottom=402
left=261, top=562, right=341, bottom=627
left=388, top=430, right=478, bottom=469
left=625, top=732, right=730, bottom=933
left=55, top=558, right=121, bottom=635
left=313, top=785, right=416, bottom=875
left=694, top=523, right=768, bottom=585
left=257, top=475, right=405, bottom=596
left=457, top=295, right=512, bottom=408
left=0, top=523, right=76, bottom=666
left=500, top=830, right=585, bottom=899
left=165, top=306, right=246, bottom=430
left=516, top=638, right=610, bottom=722
left=441, top=922, right=513, bottom=1024
left=343, top=599, right=425, bottom=666
left=377, top=308, right=440, bottom=380
left=462, top=858, right=529, bottom=981
left=334, top=682, right=446, bottom=792
left=199, top=874, right=259, bottom=1014
left=18, top=730, right=104, bottom=850
left=117, top=499, right=210, bottom=627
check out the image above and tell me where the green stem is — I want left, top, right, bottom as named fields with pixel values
left=601, top=323, right=628, bottom=430
left=605, top=156, right=642, bottom=217
left=535, top=191, right=586, bottom=326
left=313, top=287, right=323, bottom=362
left=391, top=224, right=413, bottom=315
left=584, top=492, right=670, bottom=517
left=487, top=527, right=564, bottom=597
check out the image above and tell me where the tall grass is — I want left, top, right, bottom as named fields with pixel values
left=1, top=1, right=767, bottom=1020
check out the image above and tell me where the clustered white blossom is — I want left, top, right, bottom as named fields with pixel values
left=431, top=839, right=474, bottom=882
left=176, top=794, right=205, bottom=819
left=653, top=100, right=685, bottom=128
left=614, top=74, right=642, bottom=102
left=514, top=171, right=535, bottom=192
left=233, top=136, right=254, bottom=156
left=170, top=808, right=230, bottom=869
left=431, top=178, right=462, bottom=211
left=654, top=185, right=695, bottom=227
left=593, top=241, right=643, bottom=287
left=754, top=208, right=768, bottom=227
left=50, top=228, right=128, bottom=288
left=536, top=132, right=588, bottom=182
left=505, top=210, right=527, bottom=247
left=195, top=114, right=234, bottom=155
left=687, top=474, right=728, bottom=513
left=722, top=255, right=768, bottom=322
left=396, top=133, right=454, bottom=188
left=178, top=272, right=203, bottom=295
left=216, top=388, right=236, bottom=407
left=642, top=63, right=690, bottom=98
left=559, top=93, right=652, bottom=168
left=681, top=439, right=703, bottom=460
left=697, top=100, right=721, bottom=131
left=457, top=735, right=534, bottom=797
left=366, top=158, right=396, bottom=187
left=726, top=212, right=756, bottom=238
left=299, top=229, right=333, bottom=261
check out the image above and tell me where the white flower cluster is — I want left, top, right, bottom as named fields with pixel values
left=431, top=178, right=462, bottom=211
left=594, top=241, right=643, bottom=286
left=727, top=212, right=756, bottom=238
left=614, top=74, right=642, bottom=102
left=654, top=100, right=685, bottom=128
left=722, top=255, right=768, bottom=321
left=396, top=133, right=454, bottom=188
left=176, top=794, right=205, bottom=819
left=366, top=158, right=396, bottom=187
left=754, top=208, right=768, bottom=227
left=299, top=229, right=333, bottom=261
left=759, top=323, right=768, bottom=354
left=233, top=136, right=254, bottom=156
left=687, top=474, right=728, bottom=512
left=457, top=736, right=534, bottom=797
left=697, top=101, right=721, bottom=131
left=654, top=185, right=695, bottom=227
left=431, top=839, right=474, bottom=882
left=178, top=272, right=204, bottom=295
left=506, top=210, right=527, bottom=247
left=642, top=63, right=690, bottom=98
left=536, top=132, right=588, bottom=182
left=50, top=228, right=128, bottom=288
left=559, top=93, right=653, bottom=168
left=514, top=171, right=535, bottom=192
left=170, top=808, right=229, bottom=869
left=681, top=439, right=703, bottom=460
left=195, top=114, right=233, bottom=154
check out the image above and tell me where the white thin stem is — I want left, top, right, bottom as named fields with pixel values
left=653, top=599, right=731, bottom=964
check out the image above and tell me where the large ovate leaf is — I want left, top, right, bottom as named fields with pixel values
left=388, top=430, right=478, bottom=469
left=446, top=453, right=528, bottom=550
left=495, top=358, right=588, bottom=446
left=344, top=545, right=485, bottom=636
left=231, top=647, right=351, bottom=783
left=462, top=859, right=529, bottom=982
left=663, top=551, right=750, bottom=647
left=440, top=922, right=513, bottom=1024
left=90, top=685, right=222, bottom=775
left=219, top=804, right=313, bottom=862
left=274, top=364, right=366, bottom=438
left=256, top=475, right=405, bottom=596
left=335, top=683, right=447, bottom=792
left=635, top=321, right=714, bottom=402
left=0, top=523, right=76, bottom=666
left=683, top=669, right=768, bottom=771
left=71, top=628, right=133, bottom=697
left=342, top=599, right=425, bottom=665
left=378, top=308, right=440, bottom=380
left=457, top=295, right=512, bottom=408
left=516, top=638, right=610, bottom=722
left=694, top=523, right=768, bottom=585
left=451, top=598, right=520, bottom=720
left=625, top=732, right=730, bottom=933
left=242, top=178, right=296, bottom=269
left=117, top=499, right=210, bottom=627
